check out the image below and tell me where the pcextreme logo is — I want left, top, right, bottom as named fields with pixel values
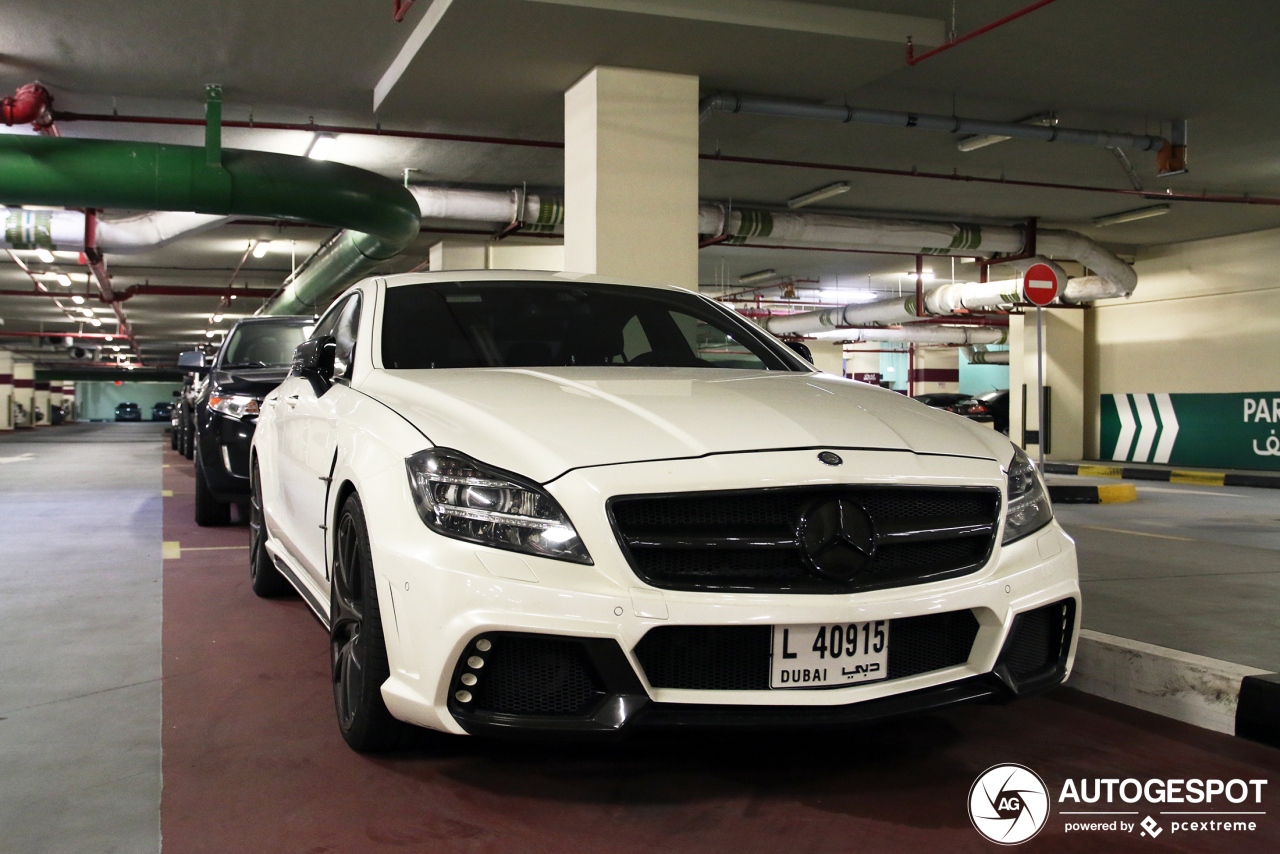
left=969, top=764, right=1051, bottom=845
left=968, top=765, right=1270, bottom=844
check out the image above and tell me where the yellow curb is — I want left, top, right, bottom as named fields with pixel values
left=1097, top=483, right=1138, bottom=504
left=161, top=489, right=173, bottom=497
left=1171, top=470, right=1226, bottom=486
left=1078, top=465, right=1123, bottom=478
left=162, top=541, right=181, bottom=559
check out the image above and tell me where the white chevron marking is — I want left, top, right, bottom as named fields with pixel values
left=1152, top=394, right=1179, bottom=464
left=1111, top=393, right=1137, bottom=461
left=1131, top=394, right=1158, bottom=463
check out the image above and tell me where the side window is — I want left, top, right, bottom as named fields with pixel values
left=668, top=310, right=769, bottom=370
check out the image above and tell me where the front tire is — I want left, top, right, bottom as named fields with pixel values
left=249, top=461, right=291, bottom=598
left=330, top=493, right=404, bottom=752
left=194, top=449, right=231, bottom=527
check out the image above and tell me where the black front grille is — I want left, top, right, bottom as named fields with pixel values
left=635, top=610, right=980, bottom=690
left=468, top=634, right=605, bottom=716
left=1002, top=599, right=1075, bottom=682
left=611, top=486, right=1000, bottom=593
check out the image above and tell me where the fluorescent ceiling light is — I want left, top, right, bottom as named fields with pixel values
left=34, top=248, right=55, bottom=263
left=1092, top=203, right=1171, bottom=227
left=80, top=308, right=93, bottom=317
left=905, top=270, right=936, bottom=280
left=55, top=273, right=72, bottom=287
left=104, top=335, right=113, bottom=341
left=206, top=330, right=216, bottom=338
left=252, top=241, right=270, bottom=258
left=957, top=112, right=1056, bottom=152
left=787, top=182, right=850, bottom=209
left=739, top=268, right=778, bottom=284
left=306, top=133, right=337, bottom=161
left=112, top=346, right=121, bottom=352
left=71, top=295, right=85, bottom=305
left=90, top=318, right=102, bottom=327
left=212, top=314, right=223, bottom=322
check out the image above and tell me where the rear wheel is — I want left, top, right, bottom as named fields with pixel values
left=248, top=461, right=291, bottom=597
left=330, top=493, right=404, bottom=752
left=170, top=425, right=178, bottom=450
left=194, top=449, right=231, bottom=527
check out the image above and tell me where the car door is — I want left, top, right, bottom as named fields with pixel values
left=279, top=293, right=362, bottom=584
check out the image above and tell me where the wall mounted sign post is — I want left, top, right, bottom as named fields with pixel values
left=1023, top=263, right=1060, bottom=467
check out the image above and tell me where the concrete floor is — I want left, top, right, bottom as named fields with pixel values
left=5, top=424, right=1280, bottom=853
left=1055, top=477, right=1280, bottom=671
left=0, top=423, right=164, bottom=854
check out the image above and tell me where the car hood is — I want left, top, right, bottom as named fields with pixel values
left=211, top=366, right=291, bottom=396
left=359, top=367, right=1011, bottom=483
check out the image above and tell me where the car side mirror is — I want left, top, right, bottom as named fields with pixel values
left=177, top=350, right=207, bottom=374
left=293, top=336, right=336, bottom=384
left=783, top=340, right=814, bottom=364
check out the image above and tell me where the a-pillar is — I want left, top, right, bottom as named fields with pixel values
left=12, top=360, right=33, bottom=428
left=0, top=351, right=13, bottom=431
left=845, top=348, right=881, bottom=384
left=910, top=347, right=960, bottom=395
left=564, top=67, right=699, bottom=289
left=33, top=380, right=50, bottom=426
left=1009, top=309, right=1085, bottom=460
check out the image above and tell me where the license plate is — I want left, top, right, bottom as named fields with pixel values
left=770, top=620, right=890, bottom=688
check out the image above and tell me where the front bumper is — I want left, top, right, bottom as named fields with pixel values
left=358, top=449, right=1081, bottom=736
left=196, top=409, right=256, bottom=501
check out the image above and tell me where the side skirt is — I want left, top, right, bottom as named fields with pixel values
left=265, top=539, right=331, bottom=630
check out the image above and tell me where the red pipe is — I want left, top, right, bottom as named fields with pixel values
left=2, top=83, right=52, bottom=126
left=907, top=0, right=1061, bottom=66
left=392, top=0, right=415, bottom=22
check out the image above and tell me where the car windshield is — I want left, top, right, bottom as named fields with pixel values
left=220, top=322, right=310, bottom=368
left=380, top=281, right=801, bottom=371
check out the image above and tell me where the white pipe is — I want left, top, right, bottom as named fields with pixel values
left=820, top=326, right=1008, bottom=345
left=408, top=187, right=563, bottom=231
left=962, top=345, right=1010, bottom=365
left=0, top=207, right=230, bottom=254
left=701, top=204, right=1135, bottom=299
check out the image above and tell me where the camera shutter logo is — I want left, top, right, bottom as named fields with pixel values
left=969, top=764, right=1050, bottom=845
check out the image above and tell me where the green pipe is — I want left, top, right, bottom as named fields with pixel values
left=0, top=134, right=420, bottom=315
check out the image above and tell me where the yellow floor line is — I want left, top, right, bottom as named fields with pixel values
left=1072, top=524, right=1196, bottom=542
left=1171, top=470, right=1227, bottom=486
left=180, top=545, right=250, bottom=551
left=1097, top=483, right=1138, bottom=504
left=161, top=489, right=173, bottom=497
left=1077, top=465, right=1123, bottom=478
left=161, top=541, right=181, bottom=559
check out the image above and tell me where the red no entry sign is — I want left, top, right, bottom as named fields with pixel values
left=1023, top=263, right=1060, bottom=306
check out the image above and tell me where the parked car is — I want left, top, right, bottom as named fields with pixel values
left=181, top=316, right=312, bottom=526
left=170, top=392, right=182, bottom=449
left=913, top=392, right=995, bottom=427
left=114, top=402, right=141, bottom=422
left=975, top=389, right=1010, bottom=435
left=250, top=272, right=1076, bottom=753
left=175, top=367, right=206, bottom=460
left=152, top=401, right=174, bottom=422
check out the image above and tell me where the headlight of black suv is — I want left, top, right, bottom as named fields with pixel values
left=405, top=448, right=592, bottom=564
left=1002, top=445, right=1054, bottom=544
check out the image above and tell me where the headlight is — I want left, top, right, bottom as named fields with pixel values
left=209, top=394, right=262, bottom=419
left=1002, top=445, right=1053, bottom=544
left=405, top=448, right=592, bottom=564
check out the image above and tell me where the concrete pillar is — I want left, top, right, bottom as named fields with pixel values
left=911, top=347, right=960, bottom=395
left=33, top=381, right=50, bottom=426
left=1010, top=309, right=1085, bottom=460
left=62, top=382, right=76, bottom=422
left=12, top=360, right=33, bottom=428
left=487, top=243, right=565, bottom=272
left=845, top=348, right=881, bottom=384
left=429, top=240, right=487, bottom=272
left=48, top=383, right=62, bottom=423
left=0, top=351, right=12, bottom=431
left=805, top=340, right=844, bottom=375
left=564, top=66, right=699, bottom=289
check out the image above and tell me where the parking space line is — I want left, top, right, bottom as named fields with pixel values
left=1070, top=524, right=1197, bottom=541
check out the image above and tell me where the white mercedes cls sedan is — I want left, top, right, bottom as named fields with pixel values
left=249, top=271, right=1079, bottom=752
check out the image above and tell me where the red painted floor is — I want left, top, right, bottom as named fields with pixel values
left=160, top=442, right=1280, bottom=853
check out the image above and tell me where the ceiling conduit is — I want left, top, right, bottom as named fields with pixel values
left=0, top=129, right=419, bottom=316
left=1, top=207, right=232, bottom=254
left=700, top=92, right=1186, bottom=174
left=829, top=326, right=1007, bottom=346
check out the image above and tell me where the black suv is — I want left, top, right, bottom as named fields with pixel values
left=181, top=316, right=311, bottom=526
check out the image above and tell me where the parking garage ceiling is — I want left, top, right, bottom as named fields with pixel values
left=3, top=0, right=1280, bottom=361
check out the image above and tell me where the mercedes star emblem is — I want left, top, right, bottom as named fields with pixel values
left=818, top=451, right=843, bottom=466
left=796, top=499, right=876, bottom=580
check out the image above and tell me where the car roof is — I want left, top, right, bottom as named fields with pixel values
left=378, top=269, right=695, bottom=295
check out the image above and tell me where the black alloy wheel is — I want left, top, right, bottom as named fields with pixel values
left=183, top=418, right=195, bottom=460
left=248, top=461, right=291, bottom=598
left=330, top=493, right=404, bottom=752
